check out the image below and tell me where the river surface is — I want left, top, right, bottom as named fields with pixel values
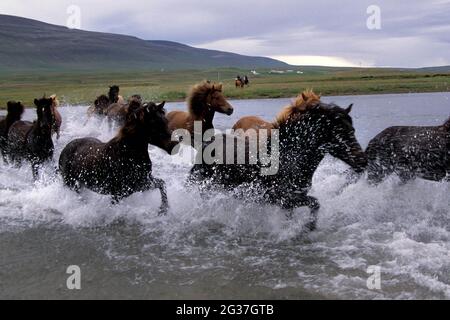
left=0, top=92, right=449, bottom=299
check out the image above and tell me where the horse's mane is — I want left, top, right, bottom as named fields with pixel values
left=50, top=94, right=59, bottom=108
left=188, top=81, right=222, bottom=116
left=273, top=89, right=321, bottom=127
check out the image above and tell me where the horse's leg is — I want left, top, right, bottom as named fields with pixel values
left=31, top=162, right=40, bottom=181
left=149, top=177, right=169, bottom=216
left=303, top=196, right=320, bottom=232
left=281, top=194, right=320, bottom=231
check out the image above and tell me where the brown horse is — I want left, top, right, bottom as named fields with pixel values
left=106, top=95, right=143, bottom=126
left=233, top=90, right=321, bottom=139
left=235, top=79, right=244, bottom=88
left=59, top=100, right=177, bottom=215
left=8, top=97, right=55, bottom=180
left=87, top=95, right=110, bottom=118
left=167, top=82, right=234, bottom=137
left=50, top=95, right=62, bottom=139
left=0, top=101, right=25, bottom=162
left=87, top=86, right=126, bottom=120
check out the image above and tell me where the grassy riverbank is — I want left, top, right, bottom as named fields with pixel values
left=0, top=67, right=449, bottom=108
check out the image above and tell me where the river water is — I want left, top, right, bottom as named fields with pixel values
left=0, top=92, right=449, bottom=299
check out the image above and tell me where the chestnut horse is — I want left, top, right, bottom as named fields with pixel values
left=233, top=90, right=321, bottom=139
left=59, top=100, right=178, bottom=215
left=106, top=95, right=142, bottom=126
left=8, top=97, right=55, bottom=180
left=50, top=95, right=62, bottom=139
left=0, top=101, right=25, bottom=162
left=366, top=116, right=450, bottom=183
left=189, top=94, right=366, bottom=231
left=167, top=82, right=234, bottom=137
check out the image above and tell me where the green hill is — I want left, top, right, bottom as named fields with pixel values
left=0, top=14, right=289, bottom=72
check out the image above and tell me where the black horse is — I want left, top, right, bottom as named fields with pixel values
left=0, top=101, right=25, bottom=162
left=7, top=97, right=54, bottom=180
left=59, top=101, right=178, bottom=215
left=366, top=116, right=450, bottom=183
left=188, top=101, right=367, bottom=231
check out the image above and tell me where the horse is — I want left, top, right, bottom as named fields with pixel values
left=188, top=93, right=367, bottom=231
left=233, top=90, right=321, bottom=140
left=50, top=95, right=62, bottom=139
left=86, top=86, right=126, bottom=120
left=366, top=116, right=450, bottom=184
left=0, top=101, right=25, bottom=162
left=243, top=75, right=250, bottom=86
left=108, top=85, right=126, bottom=105
left=59, top=100, right=178, bottom=215
left=106, top=95, right=142, bottom=127
left=235, top=79, right=244, bottom=88
left=167, top=81, right=234, bottom=137
left=7, top=97, right=55, bottom=180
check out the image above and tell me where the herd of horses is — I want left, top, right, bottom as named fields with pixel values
left=0, top=82, right=448, bottom=231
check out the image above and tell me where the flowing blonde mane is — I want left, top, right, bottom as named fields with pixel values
left=187, top=81, right=223, bottom=116
left=274, top=89, right=321, bottom=127
left=50, top=94, right=60, bottom=108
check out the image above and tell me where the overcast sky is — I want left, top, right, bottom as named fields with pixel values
left=1, top=0, right=450, bottom=67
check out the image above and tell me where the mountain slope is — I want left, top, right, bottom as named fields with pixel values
left=0, top=14, right=288, bottom=71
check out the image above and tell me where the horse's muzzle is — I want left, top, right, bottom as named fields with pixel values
left=226, top=108, right=234, bottom=116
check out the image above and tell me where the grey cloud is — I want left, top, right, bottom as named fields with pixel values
left=0, top=0, right=449, bottom=67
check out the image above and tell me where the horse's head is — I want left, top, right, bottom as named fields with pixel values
left=34, top=96, right=54, bottom=134
left=7, top=101, right=25, bottom=119
left=189, top=82, right=234, bottom=117
left=125, top=100, right=175, bottom=154
left=95, top=95, right=110, bottom=114
left=108, top=85, right=120, bottom=103
left=208, top=84, right=234, bottom=116
left=318, top=103, right=367, bottom=173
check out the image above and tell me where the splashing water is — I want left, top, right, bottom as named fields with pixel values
left=0, top=93, right=449, bottom=299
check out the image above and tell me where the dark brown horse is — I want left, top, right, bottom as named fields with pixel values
left=366, top=116, right=450, bottom=183
left=0, top=101, right=25, bottom=162
left=87, top=86, right=126, bottom=119
left=105, top=95, right=142, bottom=126
left=7, top=97, right=54, bottom=180
left=87, top=95, right=110, bottom=118
left=50, top=95, right=62, bottom=139
left=167, top=82, right=234, bottom=137
left=59, top=101, right=178, bottom=215
left=189, top=97, right=367, bottom=231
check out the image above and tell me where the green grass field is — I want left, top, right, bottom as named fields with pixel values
left=0, top=67, right=449, bottom=108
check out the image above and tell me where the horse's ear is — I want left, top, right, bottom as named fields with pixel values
left=345, top=104, right=354, bottom=114
left=34, top=99, right=39, bottom=107
left=212, top=84, right=215, bottom=91
left=302, top=93, right=308, bottom=101
left=158, top=101, right=166, bottom=109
